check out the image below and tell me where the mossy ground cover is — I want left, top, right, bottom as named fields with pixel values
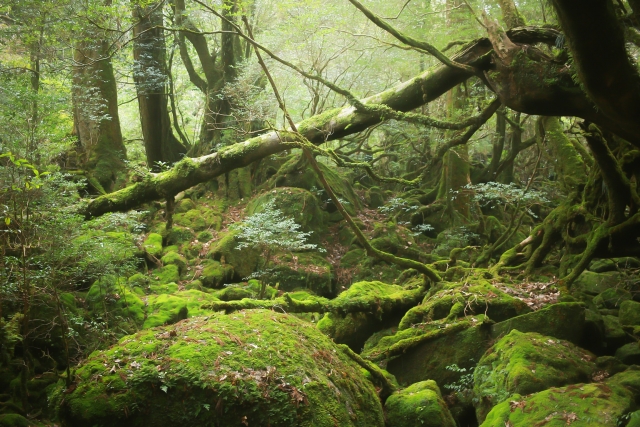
left=384, top=380, right=456, bottom=427
left=56, top=310, right=384, bottom=427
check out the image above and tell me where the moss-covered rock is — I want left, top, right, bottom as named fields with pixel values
left=573, top=271, right=622, bottom=295
left=384, top=380, right=456, bottom=427
left=480, top=368, right=640, bottom=426
left=603, top=314, right=633, bottom=352
left=588, top=258, right=618, bottom=273
left=208, top=230, right=260, bottom=279
left=143, top=233, right=163, bottom=258
left=490, top=302, right=585, bottom=345
left=200, top=260, right=235, bottom=288
left=620, top=300, right=640, bottom=326
left=399, top=280, right=531, bottom=330
left=151, top=264, right=181, bottom=284
left=174, top=198, right=196, bottom=213
left=246, top=187, right=326, bottom=235
left=142, top=290, right=219, bottom=328
left=0, top=414, right=30, bottom=427
left=160, top=251, right=187, bottom=275
left=263, top=154, right=361, bottom=215
left=164, top=225, right=195, bottom=246
left=616, top=343, right=640, bottom=365
left=594, top=287, right=632, bottom=309
left=473, top=330, right=597, bottom=423
left=173, top=208, right=222, bottom=232
left=271, top=252, right=333, bottom=296
left=317, top=281, right=424, bottom=351
left=57, top=310, right=384, bottom=427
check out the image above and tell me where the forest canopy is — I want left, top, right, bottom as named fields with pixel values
left=2, top=0, right=640, bottom=426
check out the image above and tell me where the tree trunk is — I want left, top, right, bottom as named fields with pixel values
left=73, top=35, right=126, bottom=191
left=133, top=2, right=186, bottom=170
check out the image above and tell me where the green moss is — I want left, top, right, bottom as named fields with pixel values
left=620, top=300, right=640, bottom=326
left=57, top=310, right=384, bottom=427
left=160, top=251, right=187, bottom=275
left=174, top=198, right=196, bottom=213
left=480, top=369, right=640, bottom=426
left=143, top=233, right=163, bottom=258
left=208, top=230, right=260, bottom=279
left=143, top=290, right=219, bottom=328
left=200, top=260, right=235, bottom=288
left=491, top=302, right=586, bottom=345
left=594, top=288, right=632, bottom=309
left=161, top=244, right=179, bottom=256
left=473, top=330, right=597, bottom=423
left=151, top=264, right=181, bottom=284
left=399, top=280, right=530, bottom=330
left=173, top=208, right=222, bottom=232
left=164, top=225, right=195, bottom=246
left=317, top=281, right=424, bottom=351
left=385, top=380, right=456, bottom=427
left=270, top=252, right=333, bottom=296
left=572, top=271, right=622, bottom=295
left=87, top=276, right=146, bottom=324
left=197, top=230, right=213, bottom=242
left=0, top=414, right=30, bottom=427
left=246, top=187, right=326, bottom=235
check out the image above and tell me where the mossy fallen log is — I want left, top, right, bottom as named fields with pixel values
left=84, top=27, right=567, bottom=219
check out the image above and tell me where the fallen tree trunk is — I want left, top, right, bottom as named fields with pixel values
left=85, top=26, right=613, bottom=218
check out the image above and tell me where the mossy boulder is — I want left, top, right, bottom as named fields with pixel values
left=594, top=287, right=632, bottom=309
left=160, top=251, right=187, bottom=275
left=270, top=252, right=333, bottom=296
left=573, top=271, right=622, bottom=295
left=473, top=330, right=597, bottom=423
left=200, top=260, right=235, bottom=288
left=317, top=281, right=424, bottom=351
left=490, top=302, right=585, bottom=345
left=164, top=225, right=195, bottom=246
left=399, top=281, right=531, bottom=330
left=174, top=198, right=196, bottom=213
left=371, top=303, right=586, bottom=388
left=151, top=264, right=181, bottom=284
left=208, top=230, right=260, bottom=279
left=263, top=154, right=361, bottom=215
left=620, top=300, right=640, bottom=326
left=0, top=414, right=30, bottom=427
left=246, top=187, right=326, bottom=235
left=616, top=343, right=640, bottom=365
left=384, top=380, right=456, bottom=427
left=173, top=208, right=222, bottom=232
left=603, top=314, right=633, bottom=351
left=143, top=233, right=163, bottom=258
left=589, top=258, right=617, bottom=273
left=57, top=310, right=384, bottom=427
left=143, top=290, right=219, bottom=328
left=480, top=368, right=640, bottom=426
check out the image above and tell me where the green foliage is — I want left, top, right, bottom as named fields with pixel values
left=235, top=200, right=324, bottom=295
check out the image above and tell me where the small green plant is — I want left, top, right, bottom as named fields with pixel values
left=235, top=200, right=324, bottom=298
left=444, top=362, right=475, bottom=393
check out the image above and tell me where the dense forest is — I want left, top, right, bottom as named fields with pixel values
left=2, top=0, right=640, bottom=426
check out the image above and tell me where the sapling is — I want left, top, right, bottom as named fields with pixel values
left=235, top=200, right=324, bottom=298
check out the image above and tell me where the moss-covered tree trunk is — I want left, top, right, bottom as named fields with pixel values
left=72, top=31, right=126, bottom=192
left=133, top=2, right=187, bottom=169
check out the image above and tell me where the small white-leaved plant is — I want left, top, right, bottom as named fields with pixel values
left=235, top=200, right=324, bottom=298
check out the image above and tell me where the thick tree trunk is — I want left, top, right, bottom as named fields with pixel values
left=73, top=37, right=126, bottom=191
left=551, top=0, right=640, bottom=142
left=133, top=2, right=186, bottom=169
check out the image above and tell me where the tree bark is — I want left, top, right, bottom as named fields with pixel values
left=551, top=0, right=640, bottom=142
left=73, top=35, right=126, bottom=191
left=133, top=2, right=186, bottom=169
